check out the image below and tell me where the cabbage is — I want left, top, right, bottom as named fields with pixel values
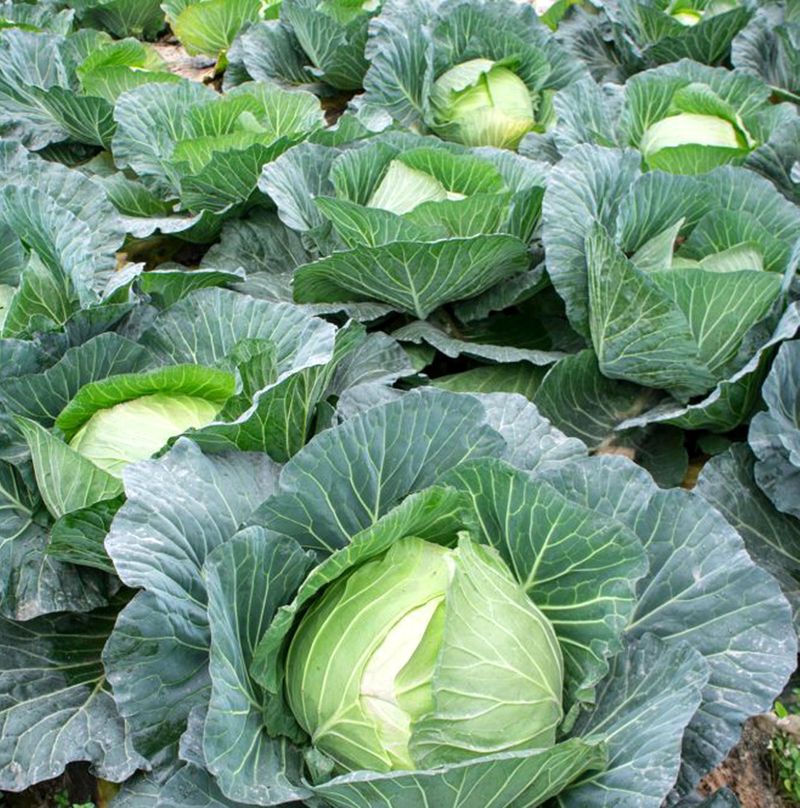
left=640, top=112, right=743, bottom=156
left=285, top=534, right=564, bottom=773
left=430, top=59, right=536, bottom=149
left=68, top=393, right=221, bottom=477
left=367, top=159, right=466, bottom=215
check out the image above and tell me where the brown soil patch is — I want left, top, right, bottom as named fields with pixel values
left=699, top=715, right=799, bottom=807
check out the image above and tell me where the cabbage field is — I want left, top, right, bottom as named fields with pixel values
left=0, top=0, right=799, bottom=806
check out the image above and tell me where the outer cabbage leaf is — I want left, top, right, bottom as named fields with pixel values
left=696, top=443, right=800, bottom=633
left=605, top=0, right=753, bottom=68
left=0, top=599, right=144, bottom=791
left=542, top=454, right=796, bottom=797
left=68, top=0, right=165, bottom=39
left=732, top=2, right=800, bottom=101
left=104, top=441, right=280, bottom=765
left=112, top=79, right=323, bottom=231
left=749, top=338, right=800, bottom=518
left=203, top=528, right=313, bottom=804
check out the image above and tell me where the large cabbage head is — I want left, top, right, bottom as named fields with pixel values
left=285, top=534, right=564, bottom=773
left=430, top=58, right=536, bottom=149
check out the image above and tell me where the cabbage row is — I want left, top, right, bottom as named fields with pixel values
left=0, top=1, right=798, bottom=807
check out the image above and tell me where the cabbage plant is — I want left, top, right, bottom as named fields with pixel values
left=228, top=0, right=382, bottom=92
left=0, top=28, right=180, bottom=150
left=531, top=59, right=797, bottom=178
left=0, top=280, right=405, bottom=604
left=0, top=142, right=128, bottom=339
left=91, top=389, right=795, bottom=808
left=109, top=78, right=323, bottom=241
left=733, top=0, right=800, bottom=102
left=362, top=0, right=586, bottom=150
left=601, top=0, right=753, bottom=68
left=260, top=131, right=547, bottom=317
left=66, top=0, right=165, bottom=39
left=0, top=1, right=75, bottom=33
left=543, top=144, right=800, bottom=431
left=163, top=0, right=278, bottom=59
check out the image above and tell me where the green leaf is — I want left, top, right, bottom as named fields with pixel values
left=137, top=266, right=246, bottom=308
left=314, top=738, right=606, bottom=808
left=543, top=455, right=797, bottom=795
left=281, top=0, right=375, bottom=90
left=558, top=634, right=709, bottom=807
left=750, top=338, right=800, bottom=518
left=70, top=0, right=166, bottom=39
left=15, top=416, right=123, bottom=520
left=141, top=288, right=335, bottom=374
left=190, top=321, right=362, bottom=460
left=248, top=389, right=505, bottom=553
left=621, top=301, right=800, bottom=432
left=112, top=79, right=218, bottom=192
left=170, top=0, right=265, bottom=57
left=542, top=146, right=642, bottom=337
left=433, top=363, right=548, bottom=399
left=0, top=460, right=113, bottom=620
left=203, top=528, right=313, bottom=804
left=441, top=458, right=647, bottom=707
left=697, top=444, right=800, bottom=633
left=315, top=197, right=444, bottom=248
left=0, top=333, right=153, bottom=425
left=0, top=29, right=116, bottom=149
left=475, top=393, right=588, bottom=473
left=104, top=441, right=280, bottom=763
left=648, top=265, right=781, bottom=375
left=48, top=496, right=123, bottom=573
left=586, top=224, right=716, bottom=399
left=0, top=601, right=143, bottom=791
left=395, top=319, right=566, bottom=366
left=362, top=0, right=434, bottom=128
left=534, top=350, right=660, bottom=449
left=294, top=235, right=529, bottom=319
left=2, top=254, right=78, bottom=338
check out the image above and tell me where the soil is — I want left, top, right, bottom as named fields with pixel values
left=0, top=764, right=104, bottom=808
left=698, top=715, right=800, bottom=808
left=152, top=37, right=216, bottom=84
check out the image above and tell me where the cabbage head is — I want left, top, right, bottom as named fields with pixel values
left=430, top=58, right=537, bottom=149
left=68, top=393, right=222, bottom=477
left=284, top=534, right=564, bottom=773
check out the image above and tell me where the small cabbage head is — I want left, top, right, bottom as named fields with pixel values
left=666, top=0, right=739, bottom=24
left=367, top=160, right=466, bottom=215
left=285, top=535, right=564, bottom=773
left=641, top=112, right=742, bottom=153
left=430, top=58, right=535, bottom=149
left=69, top=393, right=221, bottom=477
left=638, top=88, right=755, bottom=173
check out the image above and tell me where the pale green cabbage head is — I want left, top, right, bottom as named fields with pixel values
left=430, top=58, right=536, bottom=149
left=69, top=393, right=221, bottom=477
left=285, top=535, right=564, bottom=773
left=640, top=112, right=744, bottom=159
left=667, top=0, right=738, bottom=24
left=367, top=159, right=466, bottom=216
